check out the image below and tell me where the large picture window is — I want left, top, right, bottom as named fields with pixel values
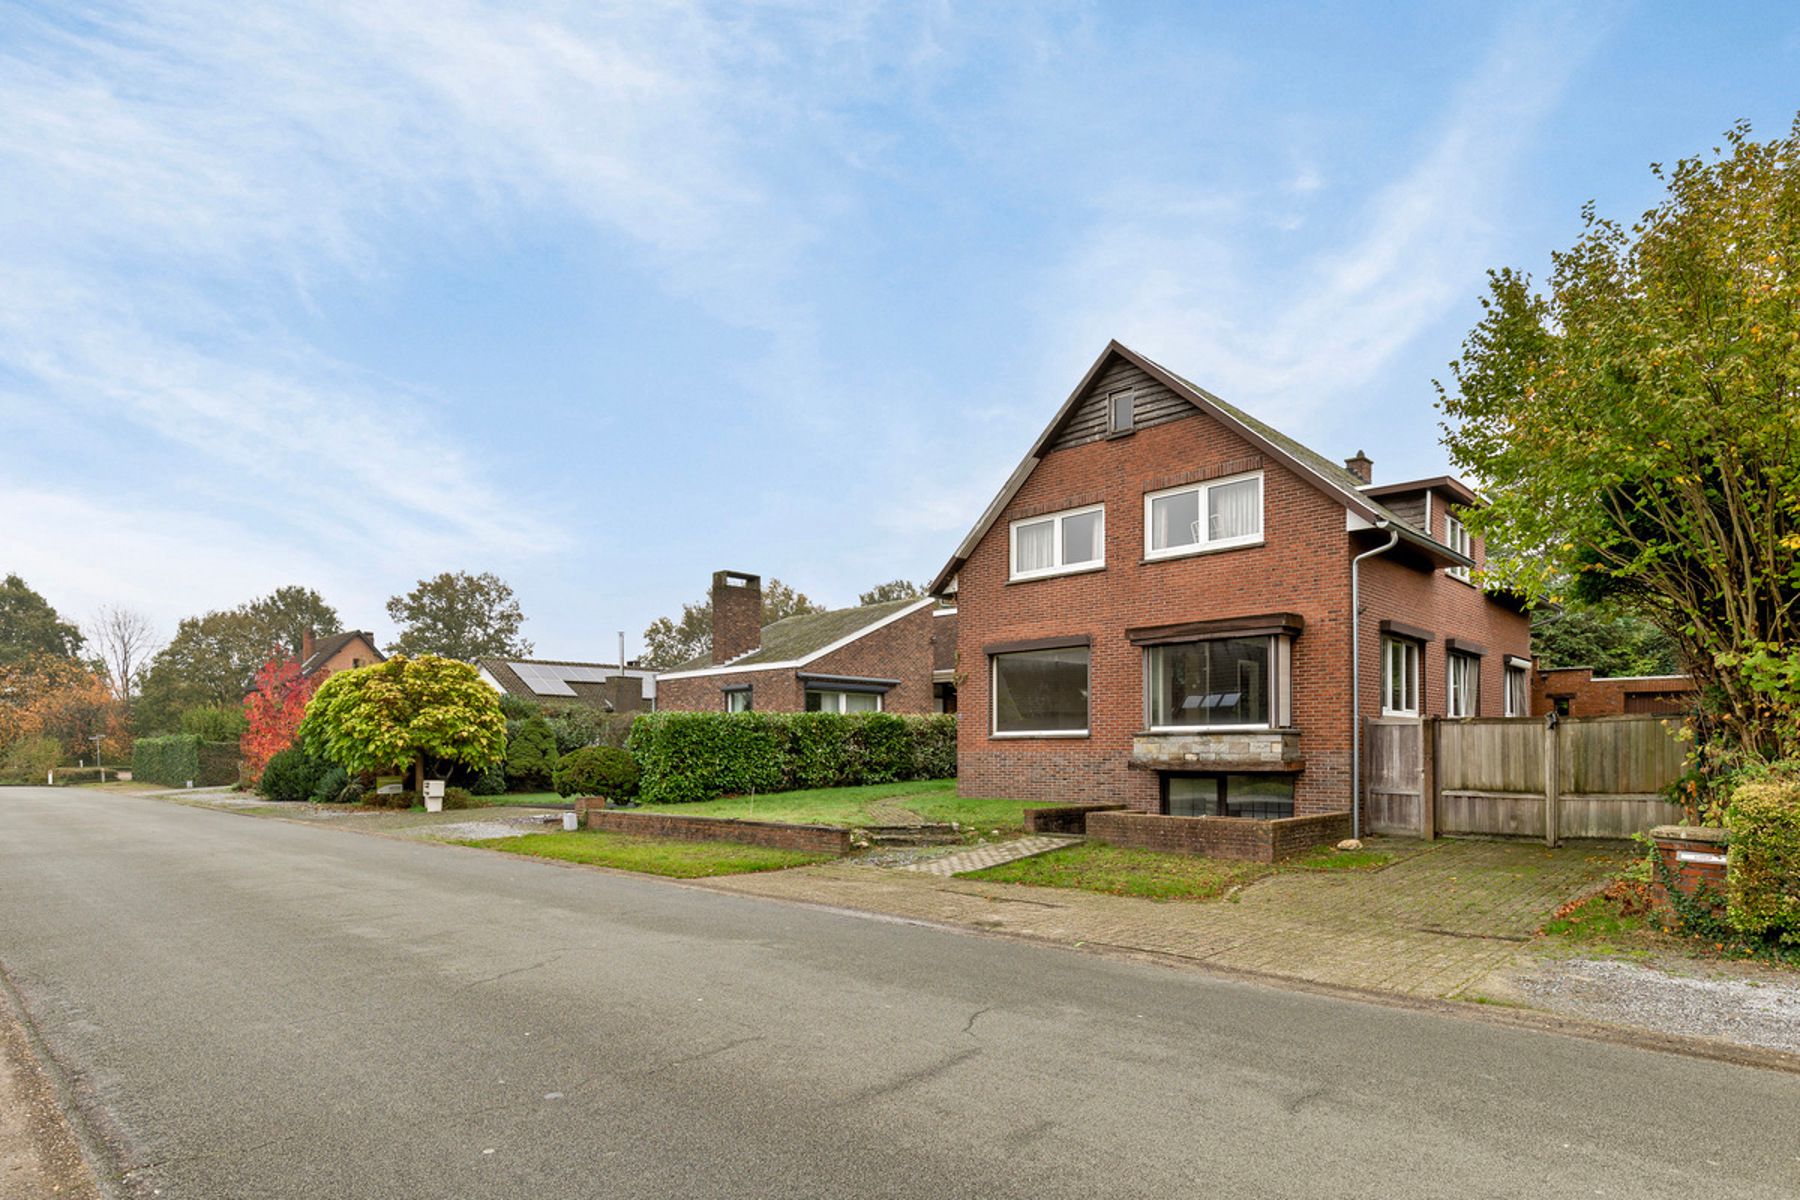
left=806, top=689, right=880, bottom=714
left=1382, top=637, right=1420, bottom=716
left=1164, top=773, right=1295, bottom=820
left=1147, top=637, right=1273, bottom=729
left=992, top=646, right=1089, bottom=736
left=1144, top=471, right=1263, bottom=560
left=1010, top=505, right=1105, bottom=581
left=1447, top=652, right=1478, bottom=718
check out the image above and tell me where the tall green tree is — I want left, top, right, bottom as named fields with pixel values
left=640, top=578, right=823, bottom=669
left=1531, top=605, right=1681, bottom=677
left=386, top=571, right=532, bottom=661
left=1438, top=117, right=1800, bottom=762
left=858, top=580, right=922, bottom=606
left=0, top=574, right=83, bottom=663
left=298, top=655, right=506, bottom=791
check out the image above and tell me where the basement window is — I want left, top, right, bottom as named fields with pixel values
left=1163, top=773, right=1295, bottom=820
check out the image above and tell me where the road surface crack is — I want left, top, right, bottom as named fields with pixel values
left=455, top=955, right=565, bottom=992
left=962, top=1006, right=992, bottom=1038
left=636, top=1036, right=766, bottom=1078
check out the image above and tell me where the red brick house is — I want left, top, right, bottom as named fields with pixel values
left=1531, top=663, right=1696, bottom=718
left=929, top=341, right=1530, bottom=831
left=655, top=571, right=955, bottom=715
left=299, top=629, right=383, bottom=682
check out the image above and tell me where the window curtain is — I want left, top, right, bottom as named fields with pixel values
left=1015, top=520, right=1054, bottom=573
left=1208, top=478, right=1260, bottom=540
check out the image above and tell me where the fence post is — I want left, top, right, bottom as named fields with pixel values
left=1419, top=718, right=1438, bottom=841
left=1543, top=716, right=1560, bottom=847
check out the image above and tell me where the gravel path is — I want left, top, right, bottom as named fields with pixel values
left=1513, top=957, right=1800, bottom=1053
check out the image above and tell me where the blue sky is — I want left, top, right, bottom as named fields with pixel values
left=3, top=1, right=1798, bottom=659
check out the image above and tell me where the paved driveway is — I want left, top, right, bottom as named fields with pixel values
left=712, top=838, right=1632, bottom=996
left=2, top=789, right=1796, bottom=1200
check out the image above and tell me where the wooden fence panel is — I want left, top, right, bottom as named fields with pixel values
left=1364, top=718, right=1422, bottom=836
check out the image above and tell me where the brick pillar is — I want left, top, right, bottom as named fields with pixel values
left=711, top=571, right=763, bottom=665
left=1649, top=825, right=1729, bottom=912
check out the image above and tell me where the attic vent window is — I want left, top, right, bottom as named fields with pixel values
left=1108, top=390, right=1134, bottom=434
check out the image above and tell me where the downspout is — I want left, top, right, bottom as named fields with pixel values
left=1350, top=522, right=1401, bottom=842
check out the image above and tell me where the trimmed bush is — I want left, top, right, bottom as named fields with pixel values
left=506, top=715, right=560, bottom=791
left=258, top=747, right=331, bottom=803
left=628, top=712, right=957, bottom=805
left=468, top=763, right=507, bottom=796
left=554, top=746, right=640, bottom=800
left=179, top=703, right=247, bottom=742
left=1726, top=779, right=1800, bottom=945
left=132, top=735, right=241, bottom=788
left=443, top=786, right=474, bottom=810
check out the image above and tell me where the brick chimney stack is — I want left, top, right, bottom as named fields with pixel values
left=710, top=571, right=763, bottom=665
left=301, top=627, right=316, bottom=663
left=1344, top=450, right=1373, bottom=484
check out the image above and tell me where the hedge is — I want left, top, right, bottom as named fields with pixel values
left=627, top=712, right=956, bottom=805
left=131, top=735, right=242, bottom=788
left=1726, top=778, right=1800, bottom=946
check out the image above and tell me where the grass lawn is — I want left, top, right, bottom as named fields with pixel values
left=478, top=792, right=570, bottom=808
left=963, top=841, right=1273, bottom=901
left=460, top=830, right=832, bottom=877
left=633, top=779, right=1038, bottom=833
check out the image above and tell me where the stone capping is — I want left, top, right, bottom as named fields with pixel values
left=1023, top=802, right=1129, bottom=835
left=1130, top=729, right=1303, bottom=772
left=1087, top=809, right=1350, bottom=863
left=982, top=633, right=1092, bottom=656
left=1126, top=612, right=1305, bottom=645
left=1650, top=824, right=1728, bottom=845
left=573, top=799, right=851, bottom=856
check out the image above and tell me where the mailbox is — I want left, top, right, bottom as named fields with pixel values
left=422, top=780, right=446, bottom=799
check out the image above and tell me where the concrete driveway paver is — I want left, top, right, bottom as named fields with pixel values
left=712, top=838, right=1632, bottom=998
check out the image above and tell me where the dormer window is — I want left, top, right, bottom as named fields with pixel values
left=1108, top=390, right=1134, bottom=434
left=1445, top=513, right=1473, bottom=581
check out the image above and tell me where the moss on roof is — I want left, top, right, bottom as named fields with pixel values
left=670, top=597, right=924, bottom=674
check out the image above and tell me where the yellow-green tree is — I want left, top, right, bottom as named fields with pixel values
left=297, top=655, right=505, bottom=791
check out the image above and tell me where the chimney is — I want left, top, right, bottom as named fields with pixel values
left=301, top=627, right=316, bottom=663
left=710, top=571, right=763, bottom=665
left=1344, top=450, right=1373, bottom=484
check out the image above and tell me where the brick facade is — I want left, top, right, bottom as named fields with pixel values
left=1085, top=809, right=1352, bottom=862
left=299, top=630, right=383, bottom=682
left=947, top=345, right=1530, bottom=819
left=1532, top=665, right=1696, bottom=718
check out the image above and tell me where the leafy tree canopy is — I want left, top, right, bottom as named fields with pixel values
left=386, top=571, right=532, bottom=661
left=297, top=655, right=505, bottom=779
left=0, top=574, right=83, bottom=663
left=0, top=654, right=121, bottom=761
left=858, top=580, right=923, bottom=605
left=640, top=578, right=823, bottom=669
left=1531, top=605, right=1681, bottom=678
left=1439, top=117, right=1800, bottom=760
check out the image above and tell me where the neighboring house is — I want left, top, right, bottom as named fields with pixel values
left=299, top=629, right=384, bottom=682
left=655, top=571, right=955, bottom=714
left=478, top=658, right=659, bottom=713
left=928, top=340, right=1530, bottom=822
left=1531, top=663, right=1696, bottom=718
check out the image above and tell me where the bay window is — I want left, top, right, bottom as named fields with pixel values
left=992, top=645, right=1090, bottom=736
left=1144, top=471, right=1263, bottom=560
left=1010, top=505, right=1105, bottom=581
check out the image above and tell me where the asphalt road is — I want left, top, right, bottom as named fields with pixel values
left=2, top=788, right=1796, bottom=1200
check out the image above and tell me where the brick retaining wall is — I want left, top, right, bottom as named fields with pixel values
left=1023, top=803, right=1129, bottom=835
left=1086, top=810, right=1350, bottom=862
left=573, top=799, right=851, bottom=856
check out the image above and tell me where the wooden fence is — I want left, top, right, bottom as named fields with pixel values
left=1364, top=714, right=1687, bottom=843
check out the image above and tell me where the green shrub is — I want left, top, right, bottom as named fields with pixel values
left=258, top=747, right=330, bottom=803
left=131, top=734, right=241, bottom=788
left=363, top=788, right=416, bottom=810
left=627, top=712, right=957, bottom=804
left=443, top=786, right=474, bottom=810
left=553, top=746, right=640, bottom=800
left=1726, top=778, right=1800, bottom=945
left=179, top=703, right=247, bottom=742
left=310, top=766, right=351, bottom=804
left=468, top=763, right=507, bottom=796
left=2, top=735, right=62, bottom=782
left=506, top=715, right=560, bottom=791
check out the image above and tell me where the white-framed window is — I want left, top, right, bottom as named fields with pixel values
left=1009, top=504, right=1105, bottom=581
left=1445, top=513, right=1473, bottom=581
left=1108, top=389, right=1134, bottom=434
left=805, top=689, right=881, bottom=714
left=992, top=645, right=1089, bottom=736
left=1144, top=471, right=1263, bottom=561
left=1145, top=636, right=1288, bottom=731
left=1382, top=637, right=1421, bottom=716
left=725, top=689, right=752, bottom=713
left=1504, top=663, right=1530, bottom=717
left=1447, top=653, right=1478, bottom=718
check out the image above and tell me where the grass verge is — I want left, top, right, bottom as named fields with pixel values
left=962, top=841, right=1271, bottom=901
left=633, top=779, right=1036, bottom=834
left=458, top=830, right=833, bottom=877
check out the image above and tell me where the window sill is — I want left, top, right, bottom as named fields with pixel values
left=991, top=730, right=1090, bottom=739
left=1140, top=538, right=1264, bottom=565
left=1007, top=562, right=1106, bottom=585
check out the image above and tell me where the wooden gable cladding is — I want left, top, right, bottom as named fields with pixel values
left=1046, top=357, right=1194, bottom=452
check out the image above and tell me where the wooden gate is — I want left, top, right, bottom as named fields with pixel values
left=1363, top=714, right=1685, bottom=843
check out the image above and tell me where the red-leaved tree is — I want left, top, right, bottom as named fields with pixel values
left=241, top=655, right=316, bottom=784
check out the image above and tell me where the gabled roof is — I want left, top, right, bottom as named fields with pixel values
left=927, top=340, right=1472, bottom=593
left=1363, top=475, right=1481, bottom=507
left=300, top=631, right=383, bottom=677
left=658, top=596, right=935, bottom=680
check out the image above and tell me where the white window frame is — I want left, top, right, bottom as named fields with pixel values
left=1143, top=635, right=1291, bottom=733
left=1381, top=637, right=1421, bottom=717
left=1504, top=663, right=1530, bottom=717
left=991, top=647, right=1090, bottom=738
left=805, top=689, right=882, bottom=714
left=1446, top=652, right=1478, bottom=718
left=1008, top=504, right=1106, bottom=582
left=1143, top=470, right=1265, bottom=562
left=725, top=689, right=752, bottom=713
left=1445, top=513, right=1473, bottom=582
